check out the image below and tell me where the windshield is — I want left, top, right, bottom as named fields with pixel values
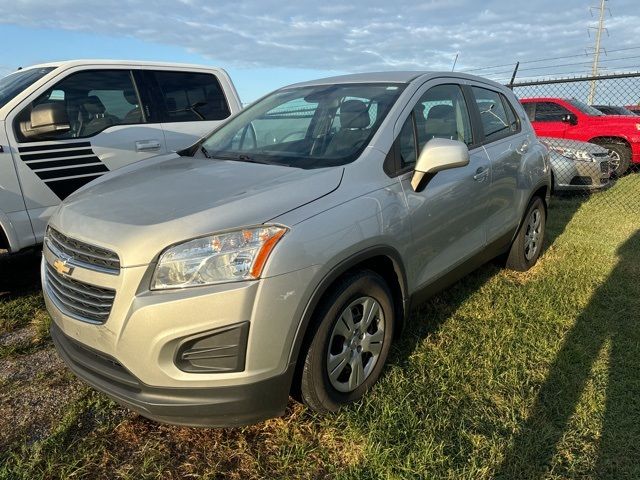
left=0, top=67, right=56, bottom=109
left=200, top=82, right=406, bottom=168
left=567, top=98, right=604, bottom=116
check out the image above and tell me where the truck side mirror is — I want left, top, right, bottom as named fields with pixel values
left=561, top=113, right=578, bottom=125
left=411, top=138, right=470, bottom=191
left=22, top=103, right=71, bottom=140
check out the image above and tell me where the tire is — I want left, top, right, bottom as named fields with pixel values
left=596, top=141, right=631, bottom=177
left=505, top=196, right=546, bottom=272
left=298, top=270, right=395, bottom=413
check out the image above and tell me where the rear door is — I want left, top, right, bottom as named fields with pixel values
left=140, top=69, right=237, bottom=152
left=470, top=85, right=527, bottom=243
left=5, top=67, right=166, bottom=243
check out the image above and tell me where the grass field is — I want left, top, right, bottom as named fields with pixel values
left=1, top=178, right=639, bottom=479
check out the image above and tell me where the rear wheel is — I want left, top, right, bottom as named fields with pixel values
left=298, top=270, right=394, bottom=413
left=505, top=197, right=546, bottom=271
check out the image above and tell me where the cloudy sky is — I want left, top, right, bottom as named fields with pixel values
left=0, top=0, right=639, bottom=101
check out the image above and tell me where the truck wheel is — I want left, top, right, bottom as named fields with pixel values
left=597, top=141, right=631, bottom=176
left=505, top=197, right=546, bottom=272
left=298, top=270, right=394, bottom=413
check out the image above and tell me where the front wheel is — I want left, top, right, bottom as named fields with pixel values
left=298, top=270, right=395, bottom=413
left=598, top=141, right=631, bottom=176
left=505, top=197, right=546, bottom=271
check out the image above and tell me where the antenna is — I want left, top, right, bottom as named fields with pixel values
left=588, top=0, right=611, bottom=103
left=452, top=53, right=459, bottom=72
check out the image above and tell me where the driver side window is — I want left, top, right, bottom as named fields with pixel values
left=534, top=102, right=571, bottom=122
left=15, top=69, right=143, bottom=143
left=397, top=83, right=472, bottom=169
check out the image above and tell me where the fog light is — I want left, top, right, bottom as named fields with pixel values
left=175, top=322, right=249, bottom=373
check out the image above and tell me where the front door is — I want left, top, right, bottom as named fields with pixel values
left=6, top=68, right=166, bottom=243
left=529, top=101, right=571, bottom=139
left=399, top=83, right=491, bottom=290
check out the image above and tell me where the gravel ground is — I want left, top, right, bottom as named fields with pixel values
left=0, top=346, right=85, bottom=449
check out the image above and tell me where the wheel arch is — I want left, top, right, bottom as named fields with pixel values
left=287, top=246, right=408, bottom=396
left=588, top=135, right=632, bottom=150
left=0, top=212, right=18, bottom=253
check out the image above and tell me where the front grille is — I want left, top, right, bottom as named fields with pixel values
left=593, top=152, right=610, bottom=158
left=46, top=227, right=120, bottom=274
left=45, top=262, right=115, bottom=324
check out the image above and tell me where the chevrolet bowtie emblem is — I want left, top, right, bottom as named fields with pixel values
left=53, top=258, right=73, bottom=276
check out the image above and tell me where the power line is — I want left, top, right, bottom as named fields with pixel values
left=460, top=44, right=640, bottom=73
left=490, top=67, right=640, bottom=84
left=480, top=53, right=640, bottom=78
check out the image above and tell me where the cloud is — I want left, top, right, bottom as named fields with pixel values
left=0, top=0, right=638, bottom=80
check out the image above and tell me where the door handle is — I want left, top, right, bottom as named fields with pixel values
left=135, top=140, right=161, bottom=152
left=473, top=166, right=490, bottom=182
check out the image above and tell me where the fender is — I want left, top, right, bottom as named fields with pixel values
left=286, top=245, right=409, bottom=367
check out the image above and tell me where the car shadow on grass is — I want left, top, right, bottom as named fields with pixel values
left=493, top=230, right=640, bottom=479
left=0, top=249, right=42, bottom=299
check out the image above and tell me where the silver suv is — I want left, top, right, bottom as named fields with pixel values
left=43, top=72, right=551, bottom=427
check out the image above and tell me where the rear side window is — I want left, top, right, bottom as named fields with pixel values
left=533, top=101, right=571, bottom=122
left=152, top=71, right=231, bottom=122
left=472, top=87, right=519, bottom=143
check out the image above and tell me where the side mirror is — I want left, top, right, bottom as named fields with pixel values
left=22, top=103, right=70, bottom=139
left=561, top=113, right=578, bottom=125
left=411, top=138, right=470, bottom=191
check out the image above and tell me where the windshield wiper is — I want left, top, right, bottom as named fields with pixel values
left=201, top=146, right=211, bottom=158
left=211, top=152, right=284, bottom=165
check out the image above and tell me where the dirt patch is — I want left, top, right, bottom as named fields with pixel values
left=0, top=347, right=85, bottom=449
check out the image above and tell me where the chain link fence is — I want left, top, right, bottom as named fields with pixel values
left=508, top=72, right=640, bottom=213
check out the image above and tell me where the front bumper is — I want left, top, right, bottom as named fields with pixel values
left=42, top=237, right=321, bottom=426
left=552, top=158, right=611, bottom=191
left=51, top=322, right=294, bottom=426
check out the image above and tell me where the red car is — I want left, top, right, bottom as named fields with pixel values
left=521, top=97, right=640, bottom=175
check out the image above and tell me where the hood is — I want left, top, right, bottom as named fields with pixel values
left=540, top=137, right=608, bottom=155
left=588, top=115, right=640, bottom=128
left=52, top=153, right=343, bottom=266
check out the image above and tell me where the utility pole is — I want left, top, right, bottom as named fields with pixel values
left=588, top=0, right=609, bottom=103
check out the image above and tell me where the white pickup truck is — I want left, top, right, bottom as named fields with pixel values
left=0, top=60, right=242, bottom=254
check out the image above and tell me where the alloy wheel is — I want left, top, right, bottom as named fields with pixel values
left=524, top=208, right=542, bottom=261
left=326, top=296, right=385, bottom=393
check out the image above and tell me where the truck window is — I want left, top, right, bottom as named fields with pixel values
left=533, top=102, right=571, bottom=122
left=15, top=69, right=144, bottom=142
left=152, top=71, right=231, bottom=122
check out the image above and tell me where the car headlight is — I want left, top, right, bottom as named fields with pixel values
left=549, top=146, right=595, bottom=162
left=151, top=226, right=287, bottom=290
